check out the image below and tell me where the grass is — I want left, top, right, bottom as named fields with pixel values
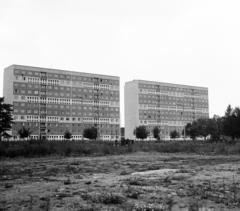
left=1, top=139, right=240, bottom=158
left=81, top=192, right=125, bottom=204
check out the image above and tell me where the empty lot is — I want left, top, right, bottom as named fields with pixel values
left=1, top=152, right=240, bottom=210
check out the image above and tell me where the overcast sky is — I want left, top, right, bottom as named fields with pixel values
left=1, top=0, right=240, bottom=126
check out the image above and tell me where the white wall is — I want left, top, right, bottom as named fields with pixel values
left=3, top=66, right=14, bottom=104
left=124, top=81, right=139, bottom=139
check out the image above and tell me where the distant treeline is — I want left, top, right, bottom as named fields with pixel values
left=184, top=105, right=240, bottom=141
left=133, top=105, right=240, bottom=141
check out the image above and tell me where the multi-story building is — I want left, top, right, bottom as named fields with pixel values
left=3, top=65, right=120, bottom=141
left=125, top=80, right=209, bottom=140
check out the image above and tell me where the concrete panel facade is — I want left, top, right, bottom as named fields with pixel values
left=3, top=65, right=120, bottom=141
left=125, top=80, right=209, bottom=140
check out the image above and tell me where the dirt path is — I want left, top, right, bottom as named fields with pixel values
left=1, top=153, right=240, bottom=210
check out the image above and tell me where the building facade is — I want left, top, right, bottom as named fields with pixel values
left=3, top=65, right=120, bottom=141
left=125, top=80, right=209, bottom=140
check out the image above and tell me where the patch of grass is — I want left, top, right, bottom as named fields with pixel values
left=120, top=170, right=129, bottom=175
left=127, top=177, right=147, bottom=186
left=45, top=167, right=59, bottom=176
left=125, top=186, right=142, bottom=199
left=133, top=202, right=166, bottom=211
left=101, top=193, right=125, bottom=204
left=188, top=199, right=200, bottom=211
left=81, top=192, right=125, bottom=204
left=63, top=177, right=71, bottom=185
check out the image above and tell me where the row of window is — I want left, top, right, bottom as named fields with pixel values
left=14, top=90, right=119, bottom=101
left=13, top=115, right=120, bottom=123
left=139, top=93, right=207, bottom=103
left=14, top=82, right=119, bottom=94
left=14, top=75, right=119, bottom=90
left=139, top=89, right=208, bottom=99
left=14, top=110, right=119, bottom=118
left=139, top=114, right=203, bottom=119
left=14, top=108, right=119, bottom=114
left=139, top=120, right=190, bottom=126
left=139, top=100, right=208, bottom=108
left=14, top=69, right=119, bottom=85
left=14, top=84, right=119, bottom=99
left=138, top=83, right=207, bottom=95
left=138, top=104, right=208, bottom=113
left=14, top=122, right=120, bottom=129
left=13, top=122, right=120, bottom=138
left=12, top=135, right=119, bottom=140
left=14, top=102, right=119, bottom=112
left=139, top=116, right=205, bottom=122
left=13, top=95, right=119, bottom=107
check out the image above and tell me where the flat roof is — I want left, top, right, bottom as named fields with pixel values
left=6, top=64, right=119, bottom=80
left=126, top=79, right=208, bottom=90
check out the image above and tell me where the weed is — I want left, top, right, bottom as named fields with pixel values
left=64, top=177, right=71, bottom=185
left=81, top=192, right=125, bottom=204
left=1, top=140, right=240, bottom=158
left=125, top=186, right=141, bottom=199
left=188, top=199, right=200, bottom=211
left=128, top=177, right=146, bottom=186
left=120, top=170, right=129, bottom=175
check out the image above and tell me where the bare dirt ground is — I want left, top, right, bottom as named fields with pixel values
left=1, top=152, right=240, bottom=211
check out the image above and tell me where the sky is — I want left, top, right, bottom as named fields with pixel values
left=0, top=0, right=240, bottom=126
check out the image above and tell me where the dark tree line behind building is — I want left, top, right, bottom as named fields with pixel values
left=181, top=105, right=240, bottom=141
left=134, top=105, right=240, bottom=141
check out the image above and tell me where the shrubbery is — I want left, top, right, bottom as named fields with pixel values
left=1, top=139, right=240, bottom=158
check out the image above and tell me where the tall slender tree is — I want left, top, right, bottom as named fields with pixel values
left=0, top=97, right=14, bottom=141
left=152, top=126, right=161, bottom=140
left=222, top=105, right=239, bottom=140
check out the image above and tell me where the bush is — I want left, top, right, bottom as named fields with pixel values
left=1, top=139, right=240, bottom=158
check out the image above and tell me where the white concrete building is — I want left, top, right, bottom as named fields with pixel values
left=125, top=80, right=209, bottom=140
left=3, top=64, right=120, bottom=141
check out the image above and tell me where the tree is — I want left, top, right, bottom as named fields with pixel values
left=212, top=115, right=223, bottom=141
left=184, top=106, right=240, bottom=142
left=0, top=97, right=14, bottom=141
left=231, top=107, right=240, bottom=139
left=83, top=127, right=98, bottom=140
left=134, top=125, right=149, bottom=140
left=222, top=105, right=240, bottom=140
left=196, top=118, right=209, bottom=139
left=222, top=105, right=235, bottom=139
left=185, top=122, right=198, bottom=140
left=18, top=126, right=31, bottom=139
left=225, top=104, right=233, bottom=117
left=185, top=118, right=220, bottom=141
left=170, top=130, right=179, bottom=139
left=152, top=126, right=160, bottom=140
left=64, top=130, right=72, bottom=140
left=195, top=118, right=217, bottom=140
